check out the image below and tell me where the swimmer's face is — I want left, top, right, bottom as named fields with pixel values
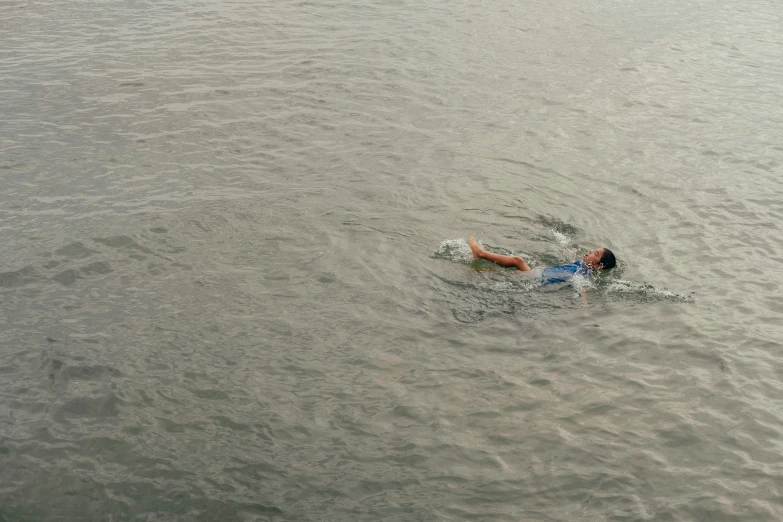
left=582, top=248, right=605, bottom=269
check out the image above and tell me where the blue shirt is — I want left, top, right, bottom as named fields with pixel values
left=541, top=261, right=587, bottom=285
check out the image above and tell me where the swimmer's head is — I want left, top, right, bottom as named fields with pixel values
left=599, top=248, right=616, bottom=270
left=582, top=248, right=616, bottom=270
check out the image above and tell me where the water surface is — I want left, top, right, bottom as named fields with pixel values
left=1, top=0, right=783, bottom=520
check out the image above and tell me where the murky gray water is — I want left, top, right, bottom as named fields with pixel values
left=2, top=0, right=783, bottom=519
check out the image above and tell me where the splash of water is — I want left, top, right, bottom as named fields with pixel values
left=432, top=238, right=474, bottom=263
left=551, top=230, right=571, bottom=246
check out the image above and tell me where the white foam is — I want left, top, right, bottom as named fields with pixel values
left=551, top=230, right=571, bottom=245
left=434, top=238, right=473, bottom=263
left=570, top=272, right=593, bottom=290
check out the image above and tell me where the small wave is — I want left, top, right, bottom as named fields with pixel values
left=432, top=238, right=474, bottom=263
left=549, top=229, right=579, bottom=267
left=551, top=230, right=571, bottom=246
left=606, top=279, right=695, bottom=302
left=570, top=272, right=593, bottom=291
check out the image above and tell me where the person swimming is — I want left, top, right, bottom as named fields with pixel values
left=467, top=236, right=616, bottom=284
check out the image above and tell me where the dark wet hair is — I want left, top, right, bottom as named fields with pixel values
left=599, top=248, right=616, bottom=270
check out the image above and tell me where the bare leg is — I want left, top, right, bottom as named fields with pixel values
left=468, top=236, right=531, bottom=271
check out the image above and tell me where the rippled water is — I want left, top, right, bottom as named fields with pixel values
left=2, top=0, right=783, bottom=520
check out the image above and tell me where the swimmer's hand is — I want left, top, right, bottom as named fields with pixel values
left=581, top=288, right=588, bottom=304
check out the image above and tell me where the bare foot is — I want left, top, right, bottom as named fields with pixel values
left=468, top=236, right=483, bottom=260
